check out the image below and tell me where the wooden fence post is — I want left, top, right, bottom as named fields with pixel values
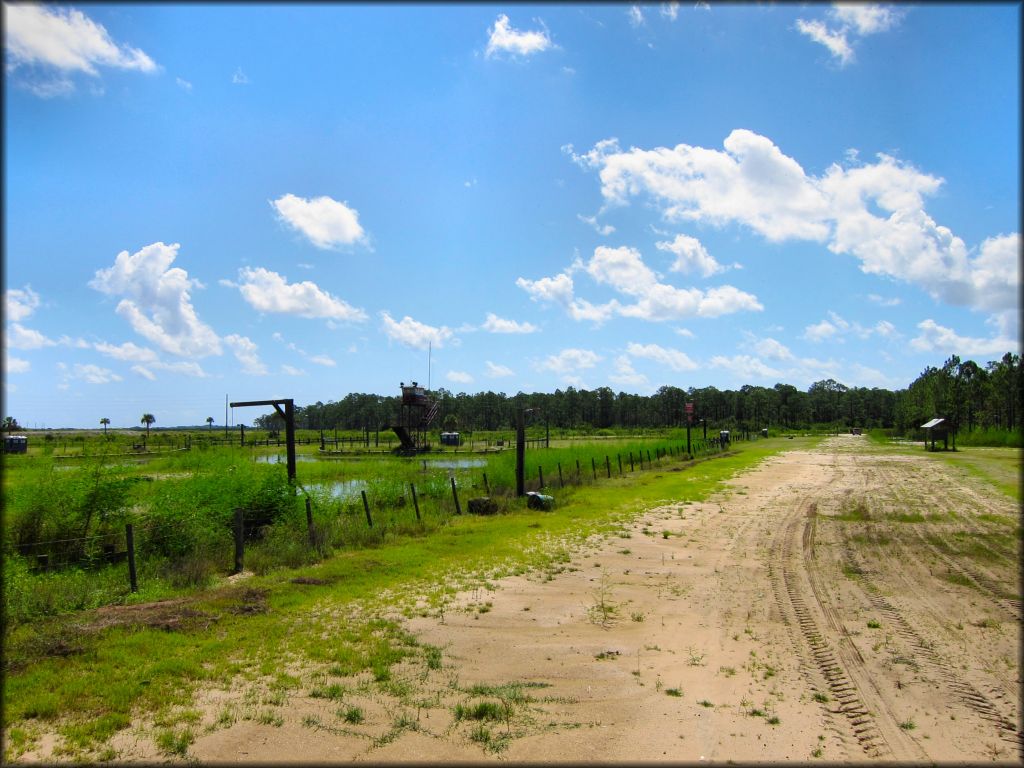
left=605, top=455, right=611, bottom=478
left=617, top=454, right=622, bottom=475
left=305, top=497, right=315, bottom=547
left=576, top=458, right=581, bottom=484
left=558, top=462, right=564, bottom=489
left=450, top=477, right=462, bottom=515
left=233, top=508, right=244, bottom=574
left=125, top=523, right=138, bottom=593
left=538, top=465, right=544, bottom=488
left=361, top=490, right=373, bottom=528
left=591, top=457, right=597, bottom=481
left=629, top=451, right=634, bottom=472
left=411, top=483, right=421, bottom=521
left=483, top=473, right=490, bottom=495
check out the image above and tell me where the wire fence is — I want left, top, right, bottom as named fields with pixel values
left=9, top=433, right=742, bottom=588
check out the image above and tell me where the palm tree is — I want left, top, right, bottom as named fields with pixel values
left=2, top=416, right=19, bottom=435
left=206, top=416, right=214, bottom=431
left=100, top=417, right=110, bottom=436
left=141, top=413, right=155, bottom=438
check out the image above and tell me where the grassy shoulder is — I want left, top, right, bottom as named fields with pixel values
left=2, top=436, right=810, bottom=760
left=867, top=431, right=1020, bottom=502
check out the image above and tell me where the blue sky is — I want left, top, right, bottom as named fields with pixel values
left=3, top=2, right=1020, bottom=428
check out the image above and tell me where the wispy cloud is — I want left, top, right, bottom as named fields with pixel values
left=4, top=3, right=157, bottom=96
left=485, top=361, right=514, bottom=378
left=796, top=4, right=902, bottom=67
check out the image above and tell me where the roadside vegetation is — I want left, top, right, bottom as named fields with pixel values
left=2, top=435, right=803, bottom=760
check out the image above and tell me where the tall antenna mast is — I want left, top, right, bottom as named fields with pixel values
left=427, top=341, right=432, bottom=392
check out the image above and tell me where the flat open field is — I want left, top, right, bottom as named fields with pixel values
left=14, top=436, right=1022, bottom=762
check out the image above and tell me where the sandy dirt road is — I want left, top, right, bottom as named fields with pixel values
left=107, top=436, right=1019, bottom=763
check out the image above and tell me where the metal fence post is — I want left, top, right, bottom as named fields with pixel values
left=361, top=490, right=373, bottom=527
left=125, top=523, right=138, bottom=593
left=450, top=476, right=462, bottom=515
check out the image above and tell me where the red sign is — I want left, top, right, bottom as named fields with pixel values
left=685, top=402, right=694, bottom=413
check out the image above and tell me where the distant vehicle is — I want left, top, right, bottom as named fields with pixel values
left=851, top=427, right=862, bottom=435
left=719, top=430, right=730, bottom=444
left=440, top=431, right=461, bottom=446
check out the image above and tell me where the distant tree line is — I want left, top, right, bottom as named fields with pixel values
left=252, top=353, right=1020, bottom=438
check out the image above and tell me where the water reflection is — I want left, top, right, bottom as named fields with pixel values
left=422, top=458, right=486, bottom=469
left=310, top=479, right=369, bottom=499
left=254, top=453, right=317, bottom=464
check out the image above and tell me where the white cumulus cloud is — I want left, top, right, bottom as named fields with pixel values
left=481, top=313, right=539, bottom=334
left=587, top=246, right=761, bottom=320
left=485, top=14, right=553, bottom=58
left=446, top=370, right=473, bottom=384
left=753, top=337, right=794, bottom=360
left=516, top=272, right=575, bottom=305
left=90, top=242, right=222, bottom=358
left=656, top=234, right=724, bottom=277
left=270, top=193, right=367, bottom=249
left=569, top=129, right=1018, bottom=332
left=380, top=312, right=453, bottom=350
left=235, top=267, right=367, bottom=322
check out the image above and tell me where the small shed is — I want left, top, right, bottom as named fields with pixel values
left=920, top=418, right=949, bottom=451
